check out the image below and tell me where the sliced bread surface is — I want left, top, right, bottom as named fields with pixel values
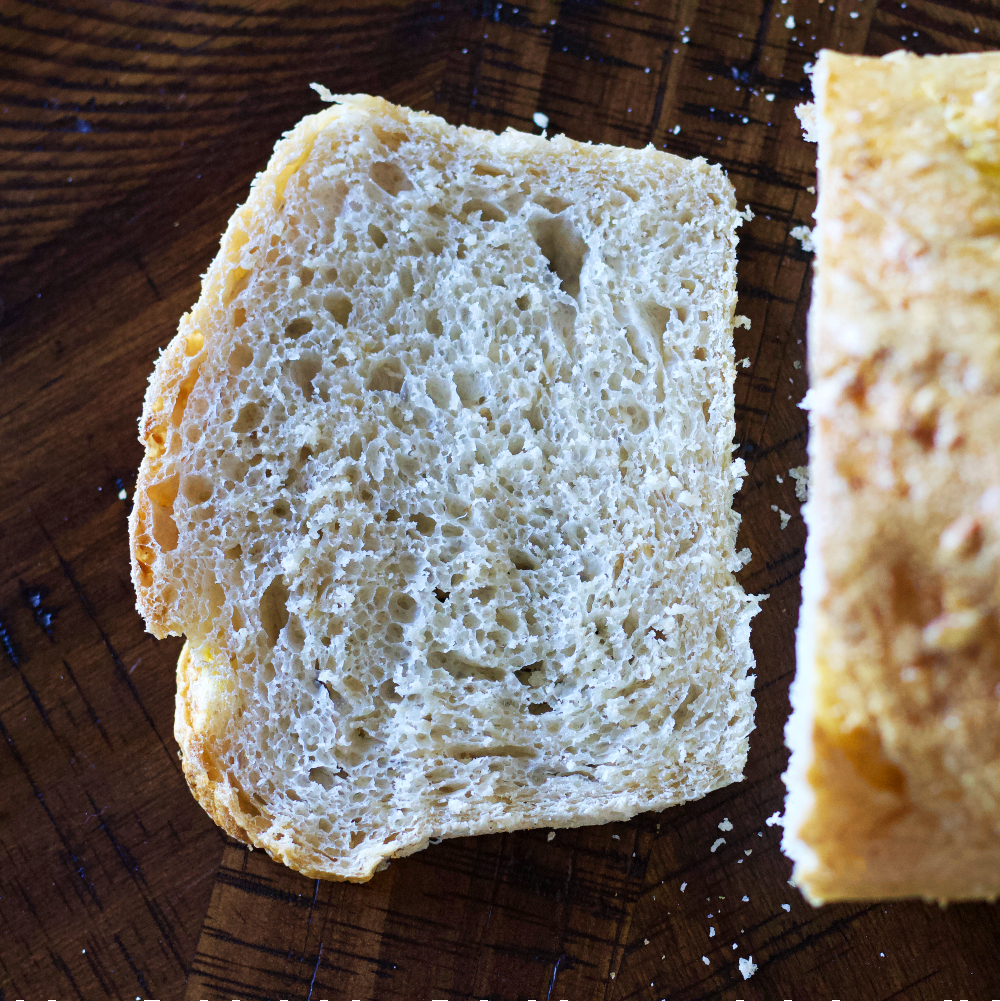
left=129, top=93, right=759, bottom=881
left=784, top=50, right=1000, bottom=903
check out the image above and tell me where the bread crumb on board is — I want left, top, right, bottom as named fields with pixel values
left=739, top=955, right=758, bottom=979
left=770, top=505, right=792, bottom=529
left=789, top=465, right=809, bottom=501
left=790, top=224, right=816, bottom=252
left=718, top=817, right=734, bottom=831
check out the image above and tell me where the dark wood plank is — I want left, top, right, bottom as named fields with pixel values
left=4, top=1, right=1000, bottom=998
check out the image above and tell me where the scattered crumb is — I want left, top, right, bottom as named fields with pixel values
left=793, top=359, right=801, bottom=369
left=766, top=811, right=783, bottom=827
left=742, top=895, right=749, bottom=902
left=533, top=111, right=549, bottom=129
left=880, top=951, right=885, bottom=957
left=118, top=488, right=127, bottom=500
left=782, top=903, right=791, bottom=912
left=644, top=938, right=650, bottom=945
left=702, top=956, right=710, bottom=966
left=789, top=465, right=809, bottom=501
left=770, top=505, right=792, bottom=529
left=709, top=926, right=715, bottom=937
left=738, top=356, right=751, bottom=368
left=785, top=15, right=795, bottom=27
left=744, top=849, right=752, bottom=856
left=612, top=834, right=620, bottom=840
left=737, top=859, right=743, bottom=863
left=732, top=943, right=738, bottom=949
left=680, top=882, right=687, bottom=892
left=807, top=185, right=816, bottom=194
left=739, top=956, right=758, bottom=980
left=790, top=224, right=816, bottom=252
left=718, top=817, right=733, bottom=832
left=710, top=838, right=726, bottom=852
left=734, top=314, right=751, bottom=329
left=776, top=474, right=783, bottom=483
left=610, top=970, right=616, bottom=979
left=765, top=92, right=775, bottom=102
left=547, top=831, right=556, bottom=841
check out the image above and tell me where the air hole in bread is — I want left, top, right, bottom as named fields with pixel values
left=532, top=193, right=572, bottom=214
left=368, top=223, right=387, bottom=249
left=233, top=401, right=264, bottom=433
left=460, top=199, right=507, bottom=223
left=509, top=547, right=539, bottom=571
left=185, top=329, right=205, bottom=356
left=413, top=513, right=436, bottom=536
left=369, top=160, right=413, bottom=196
left=701, top=400, right=711, bottom=423
left=220, top=453, right=249, bottom=482
left=223, top=267, right=251, bottom=305
left=367, top=357, right=405, bottom=393
left=309, top=766, right=338, bottom=789
left=398, top=267, right=414, bottom=297
left=388, top=592, right=416, bottom=623
left=371, top=123, right=407, bottom=151
left=529, top=215, right=587, bottom=298
left=182, top=474, right=213, bottom=505
left=171, top=369, right=200, bottom=427
left=428, top=650, right=505, bottom=682
left=623, top=609, right=639, bottom=637
left=147, top=473, right=180, bottom=551
left=434, top=587, right=450, bottom=603
left=290, top=353, right=322, bottom=401
left=508, top=435, right=525, bottom=455
left=452, top=370, right=484, bottom=407
left=515, top=293, right=530, bottom=311
left=471, top=585, right=496, bottom=602
left=528, top=702, right=554, bottom=715
left=451, top=743, right=536, bottom=759
left=694, top=346, right=707, bottom=361
left=260, top=574, right=289, bottom=647
left=579, top=553, right=602, bottom=582
left=495, top=607, right=519, bottom=632
left=229, top=342, right=253, bottom=374
left=236, top=789, right=261, bottom=818
left=472, top=162, right=508, bottom=177
left=285, top=317, right=313, bottom=338
left=673, top=683, right=702, bottom=727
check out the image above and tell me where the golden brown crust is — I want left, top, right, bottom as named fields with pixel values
left=787, top=50, right=1000, bottom=903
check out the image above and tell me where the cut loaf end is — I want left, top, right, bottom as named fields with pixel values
left=784, top=51, right=1000, bottom=904
left=130, top=93, right=759, bottom=880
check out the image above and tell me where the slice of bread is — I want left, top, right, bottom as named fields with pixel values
left=784, top=50, right=1000, bottom=903
left=129, top=92, right=759, bottom=881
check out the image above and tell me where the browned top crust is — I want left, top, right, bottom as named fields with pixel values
left=786, top=50, right=1000, bottom=903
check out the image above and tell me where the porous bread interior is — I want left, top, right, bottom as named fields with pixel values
left=130, top=94, right=759, bottom=881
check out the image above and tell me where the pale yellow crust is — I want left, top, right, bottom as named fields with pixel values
left=786, top=50, right=1000, bottom=903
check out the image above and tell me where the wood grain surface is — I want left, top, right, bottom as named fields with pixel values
left=3, top=1, right=1000, bottom=998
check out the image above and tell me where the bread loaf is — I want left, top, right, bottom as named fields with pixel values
left=129, top=92, right=759, bottom=881
left=784, top=50, right=1000, bottom=903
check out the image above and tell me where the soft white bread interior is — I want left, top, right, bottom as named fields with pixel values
left=129, top=93, right=759, bottom=881
left=784, top=50, right=1000, bottom=904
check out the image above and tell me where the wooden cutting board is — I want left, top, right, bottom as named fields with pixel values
left=3, top=1, right=1000, bottom=997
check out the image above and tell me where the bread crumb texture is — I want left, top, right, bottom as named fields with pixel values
left=129, top=94, right=758, bottom=880
left=784, top=51, right=1000, bottom=904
